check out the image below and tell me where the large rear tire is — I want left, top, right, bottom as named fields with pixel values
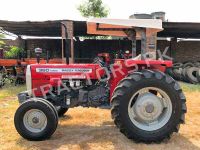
left=14, top=99, right=58, bottom=141
left=111, top=70, right=186, bottom=143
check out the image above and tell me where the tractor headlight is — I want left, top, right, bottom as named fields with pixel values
left=26, top=65, right=32, bottom=96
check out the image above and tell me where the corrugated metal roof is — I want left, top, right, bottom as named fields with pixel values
left=0, top=20, right=86, bottom=37
left=1, top=19, right=200, bottom=38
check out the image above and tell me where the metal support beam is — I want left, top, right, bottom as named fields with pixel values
left=131, top=35, right=136, bottom=58
left=126, top=30, right=136, bottom=58
left=170, top=37, right=177, bottom=60
left=61, top=21, right=74, bottom=64
left=140, top=28, right=147, bottom=60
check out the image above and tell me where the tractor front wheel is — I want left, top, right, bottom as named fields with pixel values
left=14, top=99, right=58, bottom=141
left=111, top=70, right=186, bottom=143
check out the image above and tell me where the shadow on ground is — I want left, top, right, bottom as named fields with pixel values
left=16, top=115, right=200, bottom=150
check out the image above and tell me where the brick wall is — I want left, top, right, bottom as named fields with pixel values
left=175, top=41, right=200, bottom=62
left=157, top=40, right=171, bottom=59
left=25, top=39, right=62, bottom=58
left=157, top=40, right=200, bottom=62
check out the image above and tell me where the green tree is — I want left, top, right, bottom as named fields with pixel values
left=4, top=46, right=24, bottom=59
left=0, top=34, right=5, bottom=49
left=0, top=40, right=5, bottom=48
left=78, top=0, right=109, bottom=18
left=0, top=34, right=4, bottom=39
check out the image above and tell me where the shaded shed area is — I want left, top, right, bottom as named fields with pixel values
left=1, top=20, right=200, bottom=63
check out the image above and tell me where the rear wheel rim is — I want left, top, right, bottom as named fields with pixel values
left=23, top=109, right=47, bottom=133
left=128, top=87, right=172, bottom=131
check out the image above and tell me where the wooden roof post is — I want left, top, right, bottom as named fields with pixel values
left=61, top=21, right=74, bottom=64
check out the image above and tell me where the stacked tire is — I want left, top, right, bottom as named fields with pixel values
left=166, top=61, right=200, bottom=84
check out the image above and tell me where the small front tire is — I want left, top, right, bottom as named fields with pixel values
left=14, top=99, right=58, bottom=141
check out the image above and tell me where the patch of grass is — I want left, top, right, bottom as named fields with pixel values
left=0, top=83, right=200, bottom=149
left=0, top=85, right=26, bottom=100
left=179, top=82, right=200, bottom=92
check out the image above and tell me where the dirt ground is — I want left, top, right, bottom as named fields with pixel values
left=0, top=85, right=200, bottom=150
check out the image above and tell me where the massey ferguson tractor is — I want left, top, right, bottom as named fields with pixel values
left=14, top=18, right=187, bottom=143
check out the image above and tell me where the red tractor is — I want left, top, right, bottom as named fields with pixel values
left=14, top=18, right=186, bottom=143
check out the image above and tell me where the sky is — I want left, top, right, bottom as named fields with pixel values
left=0, top=0, right=200, bottom=22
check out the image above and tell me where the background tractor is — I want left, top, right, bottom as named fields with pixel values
left=14, top=18, right=186, bottom=143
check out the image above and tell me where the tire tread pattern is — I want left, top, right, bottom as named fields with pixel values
left=111, top=70, right=186, bottom=143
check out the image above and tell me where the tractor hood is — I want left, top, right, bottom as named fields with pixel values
left=30, top=64, right=104, bottom=80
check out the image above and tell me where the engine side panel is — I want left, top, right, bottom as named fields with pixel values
left=30, top=64, right=105, bottom=97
